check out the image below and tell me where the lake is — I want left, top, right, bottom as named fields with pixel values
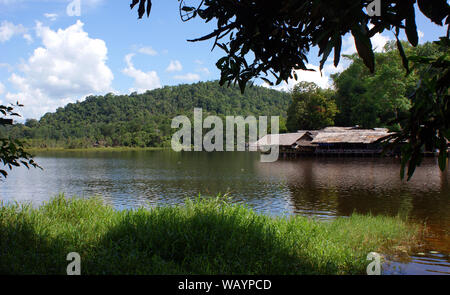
left=1, top=150, right=449, bottom=275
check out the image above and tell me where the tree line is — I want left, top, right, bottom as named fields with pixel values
left=1, top=81, right=291, bottom=149
left=1, top=41, right=443, bottom=150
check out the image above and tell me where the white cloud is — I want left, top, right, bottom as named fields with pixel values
left=371, top=33, right=391, bottom=53
left=323, top=61, right=348, bottom=76
left=0, top=82, right=4, bottom=95
left=5, top=20, right=114, bottom=119
left=173, top=73, right=201, bottom=82
left=418, top=30, right=424, bottom=42
left=263, top=30, right=392, bottom=92
left=166, top=60, right=183, bottom=72
left=22, top=33, right=32, bottom=43
left=122, top=53, right=161, bottom=94
left=44, top=13, right=58, bottom=21
left=196, top=67, right=210, bottom=75
left=138, top=46, right=157, bottom=56
left=265, top=64, right=332, bottom=92
left=0, top=21, right=27, bottom=43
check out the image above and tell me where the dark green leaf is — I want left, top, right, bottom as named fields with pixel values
left=405, top=2, right=419, bottom=46
left=351, top=25, right=375, bottom=73
left=395, top=35, right=410, bottom=74
left=417, top=0, right=450, bottom=25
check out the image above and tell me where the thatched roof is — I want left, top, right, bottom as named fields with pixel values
left=249, top=127, right=392, bottom=147
left=321, top=127, right=390, bottom=133
left=251, top=131, right=309, bottom=147
left=311, top=129, right=391, bottom=144
left=296, top=139, right=316, bottom=147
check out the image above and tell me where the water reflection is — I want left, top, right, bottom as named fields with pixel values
left=0, top=150, right=448, bottom=274
left=255, top=157, right=450, bottom=253
left=384, top=252, right=450, bottom=275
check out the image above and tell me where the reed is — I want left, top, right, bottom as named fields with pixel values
left=0, top=195, right=418, bottom=275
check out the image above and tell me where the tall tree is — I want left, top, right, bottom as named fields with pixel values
left=332, top=41, right=426, bottom=129
left=386, top=38, right=450, bottom=180
left=286, top=82, right=338, bottom=131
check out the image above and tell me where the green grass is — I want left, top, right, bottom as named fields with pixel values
left=0, top=195, right=419, bottom=275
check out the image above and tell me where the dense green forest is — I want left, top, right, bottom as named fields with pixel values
left=331, top=41, right=443, bottom=130
left=2, top=81, right=291, bottom=148
left=286, top=41, right=445, bottom=132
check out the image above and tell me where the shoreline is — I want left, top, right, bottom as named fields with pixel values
left=25, top=146, right=170, bottom=153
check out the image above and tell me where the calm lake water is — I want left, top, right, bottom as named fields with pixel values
left=1, top=150, right=449, bottom=275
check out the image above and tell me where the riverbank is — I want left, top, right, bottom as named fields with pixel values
left=0, top=195, right=420, bottom=275
left=25, top=146, right=169, bottom=153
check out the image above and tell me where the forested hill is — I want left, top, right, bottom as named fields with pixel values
left=8, top=81, right=291, bottom=148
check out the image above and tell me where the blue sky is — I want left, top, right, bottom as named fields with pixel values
left=0, top=0, right=447, bottom=119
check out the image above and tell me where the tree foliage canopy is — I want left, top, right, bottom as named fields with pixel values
left=131, top=0, right=449, bottom=91
left=4, top=81, right=290, bottom=149
left=385, top=38, right=450, bottom=180
left=0, top=103, right=40, bottom=178
left=331, top=41, right=436, bottom=129
left=286, top=82, right=338, bottom=131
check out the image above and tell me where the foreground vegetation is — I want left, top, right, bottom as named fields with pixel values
left=0, top=195, right=419, bottom=275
